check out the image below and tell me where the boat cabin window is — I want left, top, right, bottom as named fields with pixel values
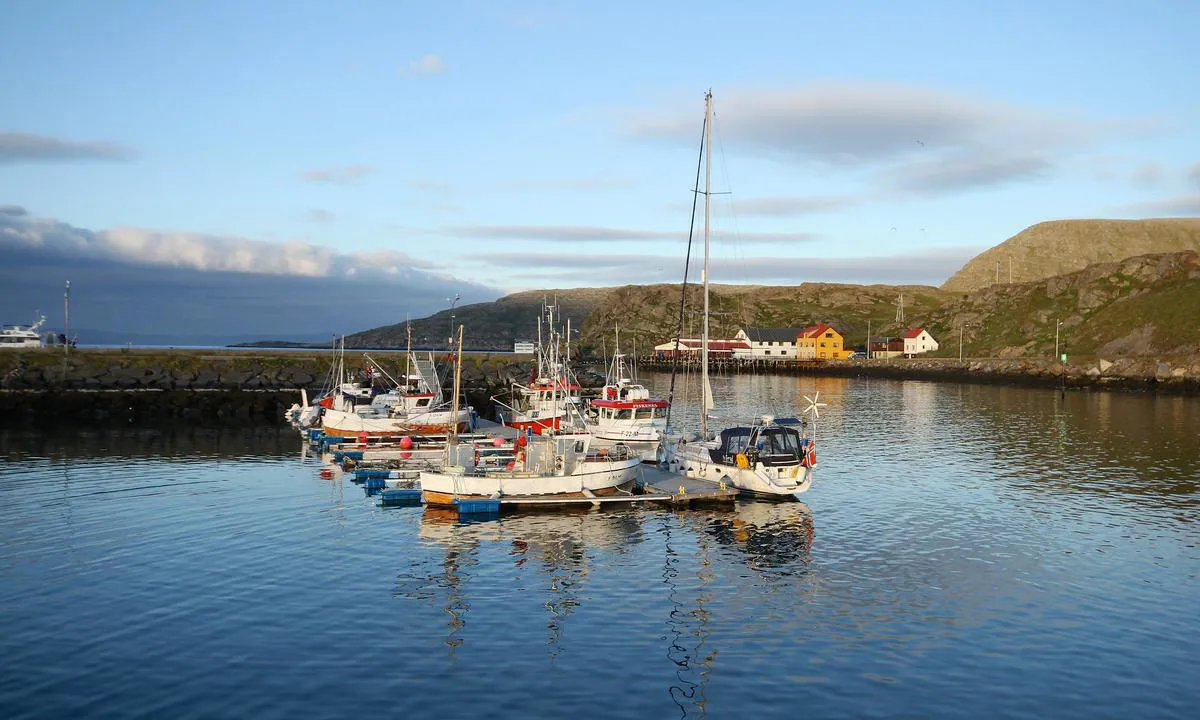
left=758, top=428, right=801, bottom=457
left=417, top=398, right=430, bottom=407
left=717, top=427, right=753, bottom=455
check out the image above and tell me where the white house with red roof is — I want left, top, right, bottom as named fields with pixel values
left=903, top=328, right=939, bottom=356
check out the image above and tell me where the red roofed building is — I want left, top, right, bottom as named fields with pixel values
left=796, top=324, right=853, bottom=360
left=903, top=328, right=939, bottom=356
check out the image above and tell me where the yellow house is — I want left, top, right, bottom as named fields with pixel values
left=797, top=324, right=853, bottom=360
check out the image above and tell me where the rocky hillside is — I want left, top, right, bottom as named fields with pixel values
left=338, top=287, right=617, bottom=351
left=925, top=251, right=1200, bottom=358
left=579, top=282, right=945, bottom=355
left=941, top=218, right=1200, bottom=293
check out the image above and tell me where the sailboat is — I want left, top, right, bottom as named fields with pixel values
left=659, top=91, right=821, bottom=499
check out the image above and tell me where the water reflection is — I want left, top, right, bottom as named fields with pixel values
left=703, top=500, right=815, bottom=572
left=0, top=425, right=297, bottom=462
left=401, top=508, right=647, bottom=656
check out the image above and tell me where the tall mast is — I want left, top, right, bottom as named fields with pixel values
left=449, top=325, right=463, bottom=441
left=701, top=89, right=713, bottom=440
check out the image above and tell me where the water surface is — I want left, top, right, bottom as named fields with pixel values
left=1, top=377, right=1197, bottom=718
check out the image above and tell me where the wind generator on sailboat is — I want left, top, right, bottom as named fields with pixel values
left=659, top=90, right=822, bottom=499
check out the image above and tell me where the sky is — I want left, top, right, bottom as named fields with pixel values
left=2, top=0, right=1198, bottom=341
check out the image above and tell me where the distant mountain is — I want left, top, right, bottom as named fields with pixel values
left=330, top=288, right=616, bottom=351
left=76, top=328, right=328, bottom=347
left=941, top=218, right=1200, bottom=293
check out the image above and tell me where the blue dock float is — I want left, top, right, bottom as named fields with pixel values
left=332, top=449, right=364, bottom=462
left=380, top=487, right=422, bottom=506
left=353, top=468, right=391, bottom=481
left=453, top=498, right=501, bottom=517
left=363, top=477, right=387, bottom=490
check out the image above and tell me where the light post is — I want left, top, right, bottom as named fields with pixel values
left=958, top=320, right=964, bottom=362
left=63, top=280, right=71, bottom=356
left=446, top=293, right=460, bottom=349
left=1054, top=318, right=1061, bottom=360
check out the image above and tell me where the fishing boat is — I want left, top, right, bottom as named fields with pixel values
left=1, top=315, right=47, bottom=349
left=420, top=325, right=643, bottom=507
left=659, top=91, right=822, bottom=499
left=494, top=302, right=583, bottom=434
left=585, top=327, right=669, bottom=462
left=319, top=348, right=472, bottom=437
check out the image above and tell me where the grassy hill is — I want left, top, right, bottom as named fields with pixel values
left=941, top=218, right=1200, bottom=293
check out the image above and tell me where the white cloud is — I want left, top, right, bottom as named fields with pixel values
left=301, top=164, right=375, bottom=184
left=399, top=54, right=446, bottom=76
left=627, top=82, right=1081, bottom=167
left=444, top=224, right=818, bottom=245
left=1120, top=193, right=1200, bottom=216
left=468, top=246, right=980, bottom=286
left=0, top=206, right=442, bottom=277
left=734, top=195, right=861, bottom=217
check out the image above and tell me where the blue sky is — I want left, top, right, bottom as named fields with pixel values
left=2, top=0, right=1198, bottom=339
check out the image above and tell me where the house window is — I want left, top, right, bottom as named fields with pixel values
left=825, top=332, right=833, bottom=338
left=819, top=342, right=826, bottom=348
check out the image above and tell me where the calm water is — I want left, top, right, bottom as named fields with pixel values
left=1, top=376, right=1198, bottom=719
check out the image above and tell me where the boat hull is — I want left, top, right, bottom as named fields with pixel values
left=419, top=458, right=642, bottom=507
left=666, top=445, right=813, bottom=498
left=321, top=408, right=471, bottom=437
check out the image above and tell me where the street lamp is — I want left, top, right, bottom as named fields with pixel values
left=1054, top=318, right=1062, bottom=360
left=446, top=293, right=460, bottom=348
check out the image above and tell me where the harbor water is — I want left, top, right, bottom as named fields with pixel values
left=1, top=375, right=1197, bottom=718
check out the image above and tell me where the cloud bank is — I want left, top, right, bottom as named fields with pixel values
left=626, top=82, right=1084, bottom=197
left=0, top=207, right=501, bottom=340
left=0, top=131, right=136, bottom=164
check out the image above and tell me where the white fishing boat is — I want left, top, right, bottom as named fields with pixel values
left=421, top=325, right=643, bottom=507
left=495, top=302, right=583, bottom=434
left=585, top=327, right=669, bottom=462
left=1, top=315, right=47, bottom=349
left=659, top=91, right=822, bottom=499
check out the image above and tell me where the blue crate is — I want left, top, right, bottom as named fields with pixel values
left=454, top=499, right=501, bottom=515
left=380, top=488, right=422, bottom=505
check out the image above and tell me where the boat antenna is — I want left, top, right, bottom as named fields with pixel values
left=664, top=91, right=708, bottom=433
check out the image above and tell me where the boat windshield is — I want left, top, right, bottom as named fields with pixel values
left=758, top=427, right=801, bottom=458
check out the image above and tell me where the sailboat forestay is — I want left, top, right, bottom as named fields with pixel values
left=659, top=90, right=821, bottom=499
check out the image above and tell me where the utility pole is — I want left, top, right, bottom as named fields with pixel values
left=1008, top=256, right=1013, bottom=283
left=995, top=260, right=999, bottom=284
left=1054, top=318, right=1061, bottom=360
left=958, top=321, right=964, bottom=362
left=63, top=280, right=71, bottom=357
left=866, top=318, right=871, bottom=359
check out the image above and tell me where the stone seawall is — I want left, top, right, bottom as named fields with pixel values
left=638, top=355, right=1200, bottom=394
left=0, top=348, right=538, bottom=426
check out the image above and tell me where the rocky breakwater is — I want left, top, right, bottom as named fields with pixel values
left=812, top=355, right=1200, bottom=394
left=0, top=349, right=601, bottom=426
left=0, top=349, right=329, bottom=425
